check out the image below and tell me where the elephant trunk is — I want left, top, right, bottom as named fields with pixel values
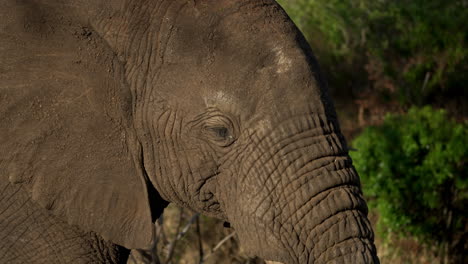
left=224, top=115, right=379, bottom=263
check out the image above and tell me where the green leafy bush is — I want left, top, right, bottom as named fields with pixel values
left=277, top=0, right=468, bottom=105
left=350, top=106, right=467, bottom=262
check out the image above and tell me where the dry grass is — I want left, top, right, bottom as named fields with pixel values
left=375, top=236, right=440, bottom=264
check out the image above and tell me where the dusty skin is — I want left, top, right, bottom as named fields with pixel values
left=0, top=0, right=379, bottom=263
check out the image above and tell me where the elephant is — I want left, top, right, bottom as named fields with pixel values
left=0, top=0, right=379, bottom=263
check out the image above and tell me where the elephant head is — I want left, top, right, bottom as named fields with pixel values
left=1, top=0, right=378, bottom=263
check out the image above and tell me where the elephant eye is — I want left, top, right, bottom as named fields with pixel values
left=211, top=127, right=229, bottom=138
left=205, top=126, right=235, bottom=146
left=202, top=124, right=236, bottom=147
left=196, top=112, right=238, bottom=148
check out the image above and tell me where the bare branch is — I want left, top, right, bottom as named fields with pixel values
left=195, top=216, right=204, bottom=264
left=165, top=208, right=185, bottom=264
left=166, top=210, right=201, bottom=264
left=175, top=213, right=200, bottom=240
left=203, top=232, right=236, bottom=261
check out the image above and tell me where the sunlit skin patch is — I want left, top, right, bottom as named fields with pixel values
left=273, top=46, right=293, bottom=74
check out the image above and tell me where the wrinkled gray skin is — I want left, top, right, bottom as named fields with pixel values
left=0, top=0, right=379, bottom=263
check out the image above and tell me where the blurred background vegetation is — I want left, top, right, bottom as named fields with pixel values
left=129, top=0, right=467, bottom=263
left=351, top=107, right=467, bottom=263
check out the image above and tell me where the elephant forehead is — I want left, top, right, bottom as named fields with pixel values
left=150, top=0, right=326, bottom=123
left=163, top=0, right=300, bottom=66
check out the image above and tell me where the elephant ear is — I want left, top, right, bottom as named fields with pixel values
left=0, top=20, right=163, bottom=249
